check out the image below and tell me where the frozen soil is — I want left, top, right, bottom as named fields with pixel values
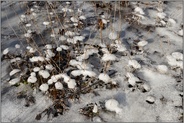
left=1, top=1, right=183, bottom=122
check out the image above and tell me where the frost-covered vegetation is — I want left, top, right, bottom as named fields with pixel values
left=1, top=1, right=183, bottom=122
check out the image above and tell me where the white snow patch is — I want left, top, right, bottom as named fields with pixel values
left=98, top=73, right=111, bottom=83
left=15, top=44, right=20, bottom=49
left=71, top=17, right=78, bottom=23
left=60, top=45, right=69, bottom=50
left=146, top=95, right=155, bottom=103
left=39, top=70, right=50, bottom=79
left=71, top=70, right=96, bottom=77
left=157, top=12, right=166, bottom=19
left=45, top=64, right=54, bottom=71
left=55, top=82, right=63, bottom=90
left=3, top=48, right=9, bottom=55
left=178, top=29, right=183, bottom=36
left=137, top=40, right=148, bottom=47
left=171, top=52, right=183, bottom=60
left=92, top=104, right=98, bottom=113
left=59, top=36, right=66, bottom=41
left=43, top=21, right=50, bottom=26
left=27, top=75, right=37, bottom=83
left=67, top=79, right=76, bottom=89
left=9, top=77, right=20, bottom=85
left=134, top=6, right=145, bottom=15
left=45, top=44, right=52, bottom=49
left=109, top=32, right=118, bottom=40
left=156, top=65, right=168, bottom=74
left=9, top=69, right=21, bottom=76
left=79, top=15, right=86, bottom=20
left=39, top=84, right=49, bottom=92
left=102, top=53, right=117, bottom=62
left=128, top=60, right=141, bottom=69
left=105, top=99, right=122, bottom=114
left=10, top=57, right=21, bottom=63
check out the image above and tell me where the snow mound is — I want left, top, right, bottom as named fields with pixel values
left=9, top=77, right=20, bottom=85
left=39, top=84, right=49, bottom=92
left=9, top=69, right=21, bottom=76
left=128, top=60, right=141, bottom=69
left=98, top=73, right=111, bottom=83
left=39, top=70, right=50, bottom=79
left=102, top=53, right=117, bottom=62
left=156, top=65, right=168, bottom=74
left=55, top=82, right=63, bottom=90
left=105, top=99, right=122, bottom=114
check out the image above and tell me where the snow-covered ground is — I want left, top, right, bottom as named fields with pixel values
left=1, top=1, right=183, bottom=122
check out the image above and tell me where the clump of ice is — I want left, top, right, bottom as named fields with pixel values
left=128, top=60, right=141, bottom=69
left=39, top=84, right=49, bottom=92
left=15, top=44, right=20, bottom=49
left=112, top=40, right=127, bottom=52
left=31, top=72, right=36, bottom=76
left=102, top=53, right=117, bottom=62
left=3, top=48, right=9, bottom=55
left=157, top=12, right=167, bottom=19
left=69, top=59, right=92, bottom=70
left=146, top=95, right=155, bottom=104
left=45, top=50, right=55, bottom=58
left=67, top=38, right=76, bottom=44
left=71, top=17, right=78, bottom=23
left=56, top=47, right=62, bottom=52
left=66, top=2, right=70, bottom=5
left=178, top=29, right=183, bottom=36
left=105, top=99, right=122, bottom=114
left=24, top=33, right=32, bottom=38
left=171, top=52, right=183, bottom=60
left=73, top=36, right=85, bottom=42
left=9, top=69, right=21, bottom=76
left=79, top=15, right=86, bottom=20
left=50, top=34, right=56, bottom=38
left=71, top=70, right=96, bottom=77
left=60, top=45, right=69, bottom=50
left=126, top=72, right=140, bottom=86
left=39, top=70, right=50, bottom=79
left=20, top=14, right=26, bottom=22
left=55, top=82, right=63, bottom=90
left=67, top=79, right=77, bottom=89
left=45, top=44, right=53, bottom=49
left=10, top=57, right=21, bottom=63
left=27, top=74, right=37, bottom=83
left=45, top=64, right=54, bottom=71
left=32, top=12, right=37, bottom=17
left=59, top=36, right=66, bottom=41
left=102, top=19, right=108, bottom=24
left=9, top=77, right=20, bottom=85
left=26, top=23, right=31, bottom=27
left=137, top=40, right=148, bottom=47
left=43, top=21, right=50, bottom=26
left=156, top=65, right=168, bottom=74
left=101, top=48, right=109, bottom=54
left=65, top=31, right=75, bottom=36
left=29, top=47, right=37, bottom=53
left=30, top=56, right=45, bottom=62
left=76, top=48, right=98, bottom=61
left=48, top=79, right=54, bottom=85
left=109, top=32, right=118, bottom=40
left=166, top=52, right=183, bottom=69
left=134, top=6, right=145, bottom=15
left=92, top=104, right=98, bottom=113
left=167, top=18, right=176, bottom=26
left=142, top=83, right=151, bottom=92
left=98, top=73, right=111, bottom=83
